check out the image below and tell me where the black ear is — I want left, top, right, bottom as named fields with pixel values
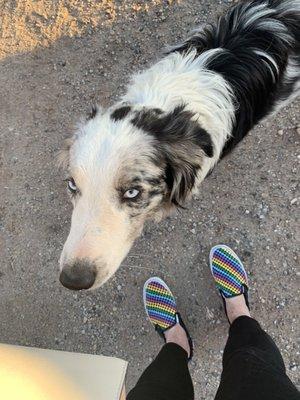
left=164, top=157, right=198, bottom=208
left=132, top=106, right=214, bottom=206
left=86, top=104, right=102, bottom=120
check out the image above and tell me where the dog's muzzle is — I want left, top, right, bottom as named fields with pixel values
left=59, top=260, right=97, bottom=290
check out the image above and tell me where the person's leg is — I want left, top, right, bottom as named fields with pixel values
left=215, top=306, right=299, bottom=400
left=127, top=278, right=194, bottom=400
left=127, top=341, right=193, bottom=400
left=209, top=245, right=299, bottom=400
left=221, top=294, right=285, bottom=371
left=223, top=315, right=286, bottom=372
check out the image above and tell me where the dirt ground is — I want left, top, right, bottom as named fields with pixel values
left=0, top=0, right=299, bottom=398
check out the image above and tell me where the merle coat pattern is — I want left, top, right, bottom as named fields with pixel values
left=59, top=0, right=300, bottom=290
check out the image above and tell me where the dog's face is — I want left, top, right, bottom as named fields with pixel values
left=59, top=105, right=213, bottom=290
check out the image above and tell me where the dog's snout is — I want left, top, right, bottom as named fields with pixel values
left=59, top=260, right=96, bottom=290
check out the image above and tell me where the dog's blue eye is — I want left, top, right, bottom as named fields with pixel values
left=124, top=189, right=140, bottom=199
left=67, top=178, right=78, bottom=194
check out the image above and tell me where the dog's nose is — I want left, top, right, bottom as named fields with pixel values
left=59, top=260, right=96, bottom=290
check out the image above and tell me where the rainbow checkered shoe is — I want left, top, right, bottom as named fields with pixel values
left=143, top=277, right=193, bottom=360
left=209, top=245, right=250, bottom=319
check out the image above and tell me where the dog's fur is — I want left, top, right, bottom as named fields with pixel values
left=59, top=0, right=300, bottom=290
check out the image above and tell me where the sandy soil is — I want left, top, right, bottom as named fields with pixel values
left=1, top=0, right=177, bottom=58
left=0, top=0, right=299, bottom=398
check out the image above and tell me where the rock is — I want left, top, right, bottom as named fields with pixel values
left=206, top=307, right=214, bottom=320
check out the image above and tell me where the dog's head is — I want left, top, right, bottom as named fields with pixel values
left=58, top=104, right=214, bottom=290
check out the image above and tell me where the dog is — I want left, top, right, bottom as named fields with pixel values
left=58, top=0, right=300, bottom=290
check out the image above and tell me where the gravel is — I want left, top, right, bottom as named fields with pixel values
left=0, top=1, right=299, bottom=397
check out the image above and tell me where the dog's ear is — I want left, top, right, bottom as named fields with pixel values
left=159, top=108, right=214, bottom=206
left=132, top=106, right=214, bottom=206
left=163, top=154, right=200, bottom=208
left=86, top=104, right=102, bottom=121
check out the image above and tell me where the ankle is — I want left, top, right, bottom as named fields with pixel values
left=165, top=324, right=190, bottom=358
left=225, top=295, right=251, bottom=324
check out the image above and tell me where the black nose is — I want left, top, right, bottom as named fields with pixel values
left=59, top=260, right=96, bottom=290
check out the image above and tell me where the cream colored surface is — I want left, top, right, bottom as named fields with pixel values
left=0, top=344, right=127, bottom=400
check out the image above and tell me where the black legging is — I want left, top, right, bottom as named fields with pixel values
left=127, top=316, right=299, bottom=400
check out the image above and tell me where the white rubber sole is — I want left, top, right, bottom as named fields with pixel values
left=209, top=244, right=248, bottom=284
left=143, top=277, right=177, bottom=324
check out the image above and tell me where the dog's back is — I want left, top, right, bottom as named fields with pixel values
left=170, top=0, right=300, bottom=155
